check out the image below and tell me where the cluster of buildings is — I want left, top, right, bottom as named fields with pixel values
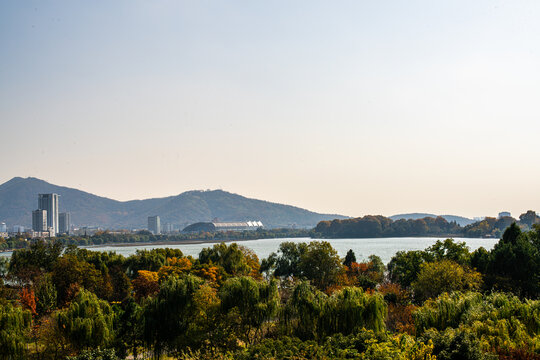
left=0, top=197, right=264, bottom=240
left=31, top=193, right=70, bottom=237
left=148, top=216, right=264, bottom=234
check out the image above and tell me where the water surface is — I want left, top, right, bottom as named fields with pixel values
left=80, top=236, right=498, bottom=264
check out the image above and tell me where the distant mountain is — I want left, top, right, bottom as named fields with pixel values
left=389, top=213, right=475, bottom=227
left=0, top=177, right=347, bottom=229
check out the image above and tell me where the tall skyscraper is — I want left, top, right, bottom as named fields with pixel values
left=148, top=216, right=161, bottom=235
left=59, top=212, right=71, bottom=234
left=0, top=222, right=6, bottom=232
left=32, top=209, right=47, bottom=231
left=38, top=193, right=59, bottom=232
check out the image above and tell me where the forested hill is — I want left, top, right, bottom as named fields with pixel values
left=315, top=211, right=540, bottom=238
left=0, top=177, right=347, bottom=229
left=315, top=215, right=463, bottom=238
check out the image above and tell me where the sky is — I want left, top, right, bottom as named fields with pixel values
left=1, top=0, right=540, bottom=219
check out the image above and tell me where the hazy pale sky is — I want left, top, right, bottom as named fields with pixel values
left=1, top=1, right=539, bottom=218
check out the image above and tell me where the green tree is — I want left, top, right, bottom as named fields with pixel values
left=9, top=240, right=64, bottom=283
left=486, top=224, right=540, bottom=297
left=35, top=273, right=57, bottom=315
left=424, top=239, right=471, bottom=266
left=387, top=250, right=426, bottom=288
left=112, top=297, right=144, bottom=359
left=219, top=276, right=279, bottom=343
left=299, top=241, right=343, bottom=290
left=261, top=241, right=308, bottom=278
left=143, top=275, right=205, bottom=358
left=412, top=260, right=482, bottom=302
left=343, top=249, right=356, bottom=267
left=0, top=303, right=32, bottom=360
left=54, top=289, right=115, bottom=353
left=199, top=243, right=256, bottom=277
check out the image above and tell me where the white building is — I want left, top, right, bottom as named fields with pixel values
left=38, top=193, right=59, bottom=233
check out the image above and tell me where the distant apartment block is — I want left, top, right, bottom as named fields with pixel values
left=59, top=212, right=71, bottom=234
left=148, top=215, right=161, bottom=235
left=32, top=209, right=48, bottom=231
left=0, top=222, right=6, bottom=233
left=162, top=223, right=173, bottom=234
left=498, top=211, right=512, bottom=218
left=12, top=225, right=25, bottom=233
left=38, top=193, right=59, bottom=232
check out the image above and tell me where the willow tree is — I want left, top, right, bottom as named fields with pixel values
left=415, top=291, right=540, bottom=353
left=54, top=288, right=115, bottom=353
left=143, top=275, right=205, bottom=358
left=284, top=283, right=386, bottom=340
left=219, top=276, right=279, bottom=343
left=0, top=303, right=32, bottom=360
left=323, top=287, right=387, bottom=336
left=282, top=281, right=327, bottom=340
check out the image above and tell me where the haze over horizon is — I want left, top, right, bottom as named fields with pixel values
left=2, top=1, right=540, bottom=219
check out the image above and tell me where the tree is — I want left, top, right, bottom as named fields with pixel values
left=486, top=224, right=540, bottom=297
left=412, top=260, right=482, bottom=302
left=424, top=239, right=471, bottom=266
left=112, top=297, right=144, bottom=359
left=0, top=303, right=32, bottom=360
left=343, top=249, right=356, bottom=267
left=19, top=287, right=37, bottom=316
left=143, top=275, right=205, bottom=358
left=52, top=255, right=110, bottom=305
left=35, top=273, right=57, bottom=316
left=199, top=243, right=255, bottom=277
left=283, top=282, right=387, bottom=340
left=261, top=242, right=308, bottom=278
left=132, top=270, right=159, bottom=300
left=299, top=241, right=343, bottom=291
left=219, top=277, right=279, bottom=343
left=387, top=250, right=427, bottom=288
left=519, top=210, right=540, bottom=228
left=9, top=240, right=64, bottom=284
left=55, top=289, right=114, bottom=353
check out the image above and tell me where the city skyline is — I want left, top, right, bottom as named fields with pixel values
left=1, top=1, right=540, bottom=218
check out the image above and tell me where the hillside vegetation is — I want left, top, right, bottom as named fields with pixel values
left=0, top=177, right=346, bottom=229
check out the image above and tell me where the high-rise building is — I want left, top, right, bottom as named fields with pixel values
left=38, top=193, right=59, bottom=232
left=59, top=212, right=71, bottom=234
left=0, top=222, right=6, bottom=232
left=32, top=210, right=47, bottom=231
left=148, top=216, right=161, bottom=235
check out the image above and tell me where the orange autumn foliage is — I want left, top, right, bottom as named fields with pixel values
left=192, top=264, right=222, bottom=285
left=132, top=270, right=159, bottom=299
left=157, top=257, right=193, bottom=280
left=20, top=287, right=37, bottom=316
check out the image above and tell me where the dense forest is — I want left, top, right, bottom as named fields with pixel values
left=315, top=210, right=540, bottom=239
left=1, top=223, right=539, bottom=359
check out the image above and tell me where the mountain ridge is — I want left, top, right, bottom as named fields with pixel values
left=389, top=212, right=476, bottom=227
left=0, top=177, right=347, bottom=229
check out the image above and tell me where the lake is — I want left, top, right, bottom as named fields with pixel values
left=18, top=236, right=501, bottom=264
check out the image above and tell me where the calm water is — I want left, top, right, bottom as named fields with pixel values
left=0, top=237, right=497, bottom=264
